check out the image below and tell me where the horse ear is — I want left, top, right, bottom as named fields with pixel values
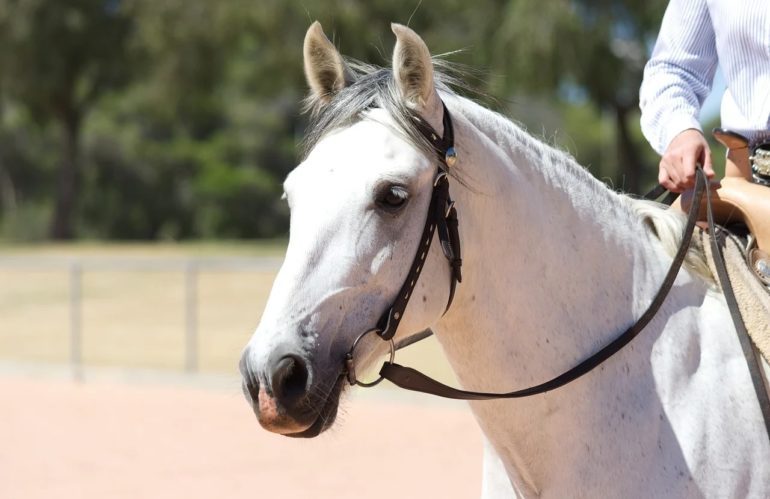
left=391, top=23, right=437, bottom=110
left=303, top=21, right=354, bottom=106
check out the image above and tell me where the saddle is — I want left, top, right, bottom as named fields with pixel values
left=694, top=227, right=770, bottom=363
left=673, top=128, right=770, bottom=286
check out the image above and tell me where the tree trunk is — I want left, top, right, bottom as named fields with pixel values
left=0, top=165, right=17, bottom=211
left=50, top=110, right=81, bottom=239
left=614, top=105, right=645, bottom=194
left=0, top=97, right=15, bottom=211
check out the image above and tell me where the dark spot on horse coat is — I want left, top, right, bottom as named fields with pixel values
left=422, top=295, right=427, bottom=303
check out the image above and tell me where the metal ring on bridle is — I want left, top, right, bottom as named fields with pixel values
left=344, top=328, right=396, bottom=387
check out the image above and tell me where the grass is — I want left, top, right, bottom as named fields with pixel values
left=0, top=242, right=456, bottom=385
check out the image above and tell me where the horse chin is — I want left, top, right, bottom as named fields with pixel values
left=283, top=374, right=346, bottom=439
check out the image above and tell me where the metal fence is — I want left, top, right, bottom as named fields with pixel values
left=0, top=255, right=283, bottom=380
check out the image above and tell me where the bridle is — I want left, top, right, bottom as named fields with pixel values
left=341, top=99, right=770, bottom=439
left=344, top=101, right=462, bottom=387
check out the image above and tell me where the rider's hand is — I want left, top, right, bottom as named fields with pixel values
left=659, top=128, right=715, bottom=192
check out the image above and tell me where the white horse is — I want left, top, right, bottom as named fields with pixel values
left=240, top=22, right=770, bottom=498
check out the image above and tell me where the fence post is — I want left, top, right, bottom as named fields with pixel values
left=69, top=261, right=83, bottom=382
left=184, top=261, right=198, bottom=372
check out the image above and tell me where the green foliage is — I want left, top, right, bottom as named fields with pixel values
left=0, top=202, right=51, bottom=241
left=0, top=0, right=135, bottom=238
left=0, top=0, right=671, bottom=241
left=0, top=0, right=133, bottom=123
left=478, top=0, right=668, bottom=192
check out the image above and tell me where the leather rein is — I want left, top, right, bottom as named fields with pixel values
left=342, top=101, right=770, bottom=439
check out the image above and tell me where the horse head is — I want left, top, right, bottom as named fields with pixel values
left=239, top=22, right=455, bottom=437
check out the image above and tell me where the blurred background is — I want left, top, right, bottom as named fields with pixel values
left=0, top=0, right=726, bottom=245
left=0, top=1, right=727, bottom=497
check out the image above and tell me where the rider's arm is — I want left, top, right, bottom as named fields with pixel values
left=639, top=0, right=718, bottom=156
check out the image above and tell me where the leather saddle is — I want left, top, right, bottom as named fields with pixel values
left=673, top=128, right=770, bottom=286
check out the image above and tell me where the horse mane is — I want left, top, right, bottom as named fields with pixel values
left=626, top=198, right=714, bottom=283
left=300, top=58, right=715, bottom=286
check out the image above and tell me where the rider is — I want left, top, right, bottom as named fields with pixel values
left=639, top=0, right=770, bottom=193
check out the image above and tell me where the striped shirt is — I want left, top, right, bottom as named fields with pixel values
left=640, top=0, right=770, bottom=154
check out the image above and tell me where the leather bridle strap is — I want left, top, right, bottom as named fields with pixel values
left=376, top=172, right=451, bottom=340
left=642, top=183, right=680, bottom=206
left=375, top=102, right=462, bottom=341
left=368, top=152, right=770, bottom=437
left=378, top=168, right=708, bottom=400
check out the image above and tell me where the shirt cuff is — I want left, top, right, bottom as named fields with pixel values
left=660, top=114, right=703, bottom=154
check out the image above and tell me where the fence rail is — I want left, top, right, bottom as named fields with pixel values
left=0, top=256, right=283, bottom=380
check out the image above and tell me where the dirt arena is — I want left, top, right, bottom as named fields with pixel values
left=1, top=247, right=480, bottom=497
left=0, top=373, right=482, bottom=499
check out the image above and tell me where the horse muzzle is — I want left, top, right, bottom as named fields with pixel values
left=239, top=345, right=344, bottom=438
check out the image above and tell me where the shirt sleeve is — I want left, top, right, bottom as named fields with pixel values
left=639, top=0, right=719, bottom=155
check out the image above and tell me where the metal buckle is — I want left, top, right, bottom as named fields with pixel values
left=344, top=328, right=395, bottom=387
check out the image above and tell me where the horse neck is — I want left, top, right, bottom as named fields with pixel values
left=420, top=95, right=770, bottom=498
left=437, top=98, right=671, bottom=383
left=433, top=98, right=707, bottom=490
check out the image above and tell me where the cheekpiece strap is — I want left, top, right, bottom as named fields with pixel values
left=377, top=102, right=462, bottom=340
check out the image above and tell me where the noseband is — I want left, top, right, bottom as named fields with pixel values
left=345, top=102, right=462, bottom=386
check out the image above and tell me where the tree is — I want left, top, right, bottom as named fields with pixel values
left=483, top=0, right=667, bottom=192
left=0, top=0, right=673, bottom=241
left=0, top=0, right=133, bottom=238
left=261, top=0, right=666, bottom=191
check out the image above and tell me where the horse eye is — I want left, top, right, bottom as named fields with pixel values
left=377, top=185, right=409, bottom=211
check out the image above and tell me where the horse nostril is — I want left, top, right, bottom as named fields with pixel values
left=271, top=354, right=309, bottom=408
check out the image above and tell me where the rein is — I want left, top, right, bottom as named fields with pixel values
left=378, top=170, right=706, bottom=399
left=342, top=101, right=770, bottom=439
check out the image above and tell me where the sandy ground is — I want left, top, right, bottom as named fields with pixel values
left=1, top=248, right=475, bottom=497
left=0, top=374, right=482, bottom=499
